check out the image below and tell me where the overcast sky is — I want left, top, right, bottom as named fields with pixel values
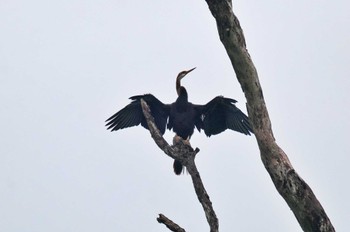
left=1, top=1, right=349, bottom=231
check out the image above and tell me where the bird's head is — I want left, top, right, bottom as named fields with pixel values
left=176, top=67, right=196, bottom=96
left=176, top=67, right=196, bottom=81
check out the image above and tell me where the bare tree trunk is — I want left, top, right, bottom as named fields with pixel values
left=204, top=0, right=335, bottom=231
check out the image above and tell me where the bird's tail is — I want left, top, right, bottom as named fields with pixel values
left=173, top=160, right=183, bottom=175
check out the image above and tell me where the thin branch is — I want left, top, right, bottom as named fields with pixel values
left=185, top=158, right=219, bottom=232
left=157, top=214, right=186, bottom=232
left=141, top=99, right=219, bottom=232
left=204, top=1, right=335, bottom=231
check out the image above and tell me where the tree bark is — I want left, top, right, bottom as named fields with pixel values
left=204, top=1, right=335, bottom=231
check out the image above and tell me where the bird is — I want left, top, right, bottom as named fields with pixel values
left=105, top=68, right=253, bottom=174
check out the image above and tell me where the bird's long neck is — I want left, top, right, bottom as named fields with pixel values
left=176, top=87, right=188, bottom=111
left=175, top=73, right=189, bottom=111
left=176, top=76, right=182, bottom=96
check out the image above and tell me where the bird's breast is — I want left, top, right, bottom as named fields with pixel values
left=169, top=104, right=196, bottom=139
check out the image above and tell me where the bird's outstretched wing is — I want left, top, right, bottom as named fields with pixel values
left=105, top=94, right=170, bottom=134
left=194, top=96, right=253, bottom=137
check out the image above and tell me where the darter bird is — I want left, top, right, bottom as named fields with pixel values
left=106, top=68, right=253, bottom=174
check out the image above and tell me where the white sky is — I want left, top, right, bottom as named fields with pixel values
left=1, top=0, right=349, bottom=231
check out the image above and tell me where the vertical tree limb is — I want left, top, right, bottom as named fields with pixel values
left=204, top=1, right=335, bottom=231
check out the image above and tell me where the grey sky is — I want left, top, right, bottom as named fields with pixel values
left=0, top=1, right=349, bottom=231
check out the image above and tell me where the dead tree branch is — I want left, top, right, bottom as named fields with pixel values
left=204, top=1, right=335, bottom=231
left=141, top=99, right=219, bottom=232
left=157, top=214, right=186, bottom=232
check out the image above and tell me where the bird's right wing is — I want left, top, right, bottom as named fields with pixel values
left=105, top=94, right=170, bottom=134
left=194, top=96, right=253, bottom=137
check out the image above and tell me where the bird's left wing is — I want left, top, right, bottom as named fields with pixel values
left=105, top=94, right=170, bottom=134
left=194, top=96, right=253, bottom=137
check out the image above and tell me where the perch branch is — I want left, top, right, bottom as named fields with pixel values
left=204, top=1, right=335, bottom=231
left=141, top=99, right=219, bottom=232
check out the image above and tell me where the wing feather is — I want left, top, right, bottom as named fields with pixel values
left=106, top=94, right=170, bottom=134
left=194, top=96, right=253, bottom=137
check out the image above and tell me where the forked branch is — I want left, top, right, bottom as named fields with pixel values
left=141, top=99, right=219, bottom=232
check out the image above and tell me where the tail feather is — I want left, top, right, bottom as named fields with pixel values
left=173, top=160, right=183, bottom=175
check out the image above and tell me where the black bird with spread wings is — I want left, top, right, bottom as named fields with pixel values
left=106, top=68, right=253, bottom=174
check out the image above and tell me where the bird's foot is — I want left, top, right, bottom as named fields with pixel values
left=173, top=135, right=193, bottom=151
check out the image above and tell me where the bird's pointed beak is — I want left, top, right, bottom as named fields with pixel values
left=186, top=67, right=196, bottom=74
